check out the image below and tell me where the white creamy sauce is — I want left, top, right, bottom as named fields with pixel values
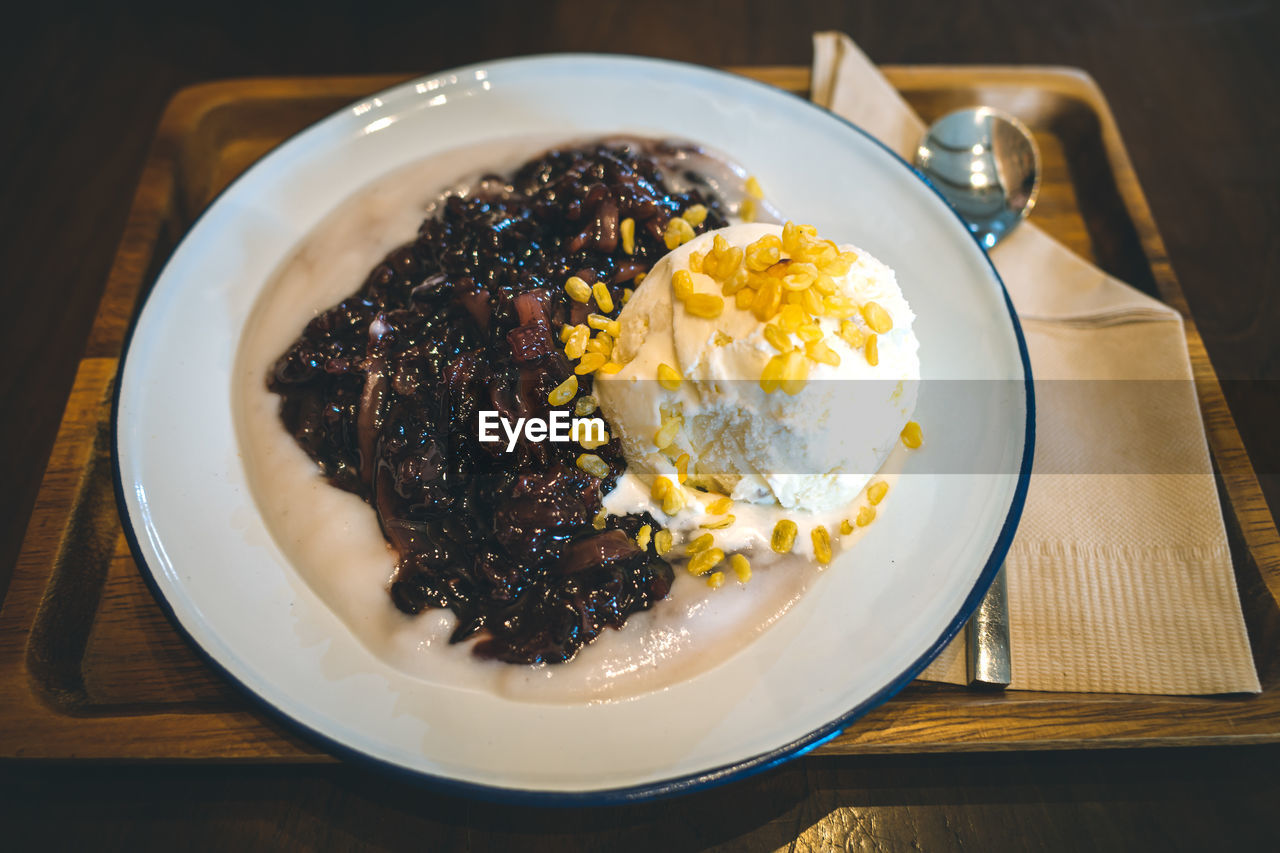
left=233, top=136, right=902, bottom=704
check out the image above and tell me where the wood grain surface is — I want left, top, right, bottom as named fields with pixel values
left=2, top=0, right=1278, bottom=849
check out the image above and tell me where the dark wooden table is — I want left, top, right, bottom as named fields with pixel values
left=3, top=1, right=1278, bottom=849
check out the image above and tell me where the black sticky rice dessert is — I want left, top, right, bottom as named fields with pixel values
left=267, top=140, right=728, bottom=664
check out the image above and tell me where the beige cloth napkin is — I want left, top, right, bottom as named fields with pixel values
left=811, top=32, right=1259, bottom=694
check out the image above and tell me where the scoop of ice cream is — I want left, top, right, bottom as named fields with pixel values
left=595, top=222, right=919, bottom=512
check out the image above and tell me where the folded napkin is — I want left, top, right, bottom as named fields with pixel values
left=811, top=32, right=1258, bottom=694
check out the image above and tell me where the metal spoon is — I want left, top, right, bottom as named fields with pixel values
left=916, top=106, right=1040, bottom=249
left=914, top=107, right=1040, bottom=688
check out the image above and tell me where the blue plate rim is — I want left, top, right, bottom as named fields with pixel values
left=111, top=51, right=1035, bottom=807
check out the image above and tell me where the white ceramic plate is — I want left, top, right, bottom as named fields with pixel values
left=114, top=54, right=1032, bottom=802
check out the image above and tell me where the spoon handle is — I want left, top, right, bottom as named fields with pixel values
left=967, top=564, right=1012, bottom=687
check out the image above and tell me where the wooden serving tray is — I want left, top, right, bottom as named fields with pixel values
left=3, top=66, right=1278, bottom=762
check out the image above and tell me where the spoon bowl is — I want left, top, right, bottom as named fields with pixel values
left=915, top=107, right=1040, bottom=248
